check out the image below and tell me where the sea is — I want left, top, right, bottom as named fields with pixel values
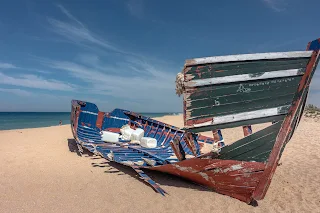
left=0, top=112, right=181, bottom=130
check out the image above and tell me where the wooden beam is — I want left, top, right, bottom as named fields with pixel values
left=185, top=51, right=312, bottom=66
left=187, top=105, right=290, bottom=128
left=185, top=69, right=304, bottom=87
left=243, top=125, right=253, bottom=136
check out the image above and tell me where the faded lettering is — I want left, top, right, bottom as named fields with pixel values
left=249, top=77, right=295, bottom=87
left=237, top=84, right=251, bottom=93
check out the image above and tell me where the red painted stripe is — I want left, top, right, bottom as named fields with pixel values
left=186, top=117, right=212, bottom=126
left=242, top=125, right=252, bottom=137
left=96, top=111, right=105, bottom=129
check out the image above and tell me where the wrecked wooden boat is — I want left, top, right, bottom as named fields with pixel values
left=70, top=38, right=320, bottom=205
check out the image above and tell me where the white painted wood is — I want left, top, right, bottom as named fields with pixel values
left=189, top=105, right=290, bottom=128
left=80, top=111, right=129, bottom=121
left=185, top=51, right=312, bottom=66
left=109, top=116, right=129, bottom=121
left=185, top=69, right=303, bottom=87
left=81, top=111, right=98, bottom=115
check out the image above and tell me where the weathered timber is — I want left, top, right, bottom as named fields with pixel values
left=184, top=115, right=285, bottom=133
left=186, top=106, right=290, bottom=128
left=185, top=69, right=304, bottom=87
left=182, top=52, right=309, bottom=128
left=187, top=93, right=294, bottom=119
left=185, top=57, right=309, bottom=81
left=185, top=51, right=312, bottom=66
left=218, top=121, right=282, bottom=162
left=185, top=77, right=301, bottom=109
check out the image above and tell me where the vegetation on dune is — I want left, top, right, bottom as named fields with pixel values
left=304, top=104, right=320, bottom=119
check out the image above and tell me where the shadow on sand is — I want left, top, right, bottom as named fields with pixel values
left=67, top=138, right=94, bottom=157
left=66, top=138, right=212, bottom=193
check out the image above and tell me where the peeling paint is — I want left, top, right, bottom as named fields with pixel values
left=231, top=164, right=243, bottom=171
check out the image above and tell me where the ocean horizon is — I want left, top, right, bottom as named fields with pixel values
left=0, top=112, right=182, bottom=130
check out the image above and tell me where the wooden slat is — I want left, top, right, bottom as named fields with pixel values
left=185, top=51, right=312, bottom=66
left=185, top=69, right=304, bottom=87
left=184, top=115, right=284, bottom=133
left=185, top=58, right=309, bottom=81
left=219, top=121, right=282, bottom=161
left=187, top=105, right=290, bottom=128
left=185, top=76, right=301, bottom=100
left=187, top=93, right=294, bottom=119
left=186, top=83, right=298, bottom=110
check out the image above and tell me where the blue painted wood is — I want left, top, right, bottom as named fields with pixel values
left=72, top=100, right=212, bottom=168
left=308, top=38, right=320, bottom=51
left=131, top=166, right=167, bottom=196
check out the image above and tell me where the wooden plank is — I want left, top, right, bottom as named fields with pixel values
left=170, top=138, right=186, bottom=161
left=188, top=94, right=293, bottom=119
left=185, top=51, right=312, bottom=66
left=95, top=111, right=105, bottom=129
left=186, top=94, right=294, bottom=120
left=242, top=125, right=252, bottom=136
left=219, top=121, right=282, bottom=156
left=184, top=115, right=284, bottom=133
left=187, top=105, right=290, bottom=128
left=186, top=89, right=295, bottom=113
left=252, top=50, right=320, bottom=200
left=185, top=69, right=304, bottom=87
left=185, top=58, right=309, bottom=81
left=185, top=76, right=301, bottom=100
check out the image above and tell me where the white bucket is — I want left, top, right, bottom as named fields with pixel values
left=140, top=137, right=157, bottom=148
left=120, top=125, right=135, bottom=140
left=131, top=128, right=144, bottom=141
left=101, top=131, right=120, bottom=143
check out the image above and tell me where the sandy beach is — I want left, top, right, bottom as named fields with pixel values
left=0, top=115, right=319, bottom=213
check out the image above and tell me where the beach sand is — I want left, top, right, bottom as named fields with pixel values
left=0, top=115, right=319, bottom=213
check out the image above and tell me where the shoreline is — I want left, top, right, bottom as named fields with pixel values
left=0, top=124, right=70, bottom=132
left=0, top=113, right=180, bottom=131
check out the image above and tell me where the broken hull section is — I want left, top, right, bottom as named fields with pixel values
left=70, top=38, right=320, bottom=205
left=70, top=100, right=283, bottom=204
left=149, top=158, right=265, bottom=203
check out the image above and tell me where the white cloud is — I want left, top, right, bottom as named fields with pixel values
left=262, top=0, right=287, bottom=12
left=34, top=54, right=180, bottom=111
left=0, top=88, right=33, bottom=96
left=0, top=72, right=76, bottom=91
left=0, top=62, right=17, bottom=69
left=42, top=5, right=182, bottom=111
left=56, top=4, right=85, bottom=28
left=43, top=57, right=176, bottom=96
left=47, top=5, right=131, bottom=55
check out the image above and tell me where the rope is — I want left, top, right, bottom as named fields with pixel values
left=175, top=71, right=185, bottom=97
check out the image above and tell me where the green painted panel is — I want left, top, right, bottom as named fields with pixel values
left=186, top=115, right=284, bottom=133
left=247, top=150, right=271, bottom=162
left=186, top=58, right=309, bottom=81
left=218, top=121, right=282, bottom=162
left=187, top=86, right=296, bottom=110
left=219, top=121, right=281, bottom=154
left=188, top=93, right=293, bottom=119
left=186, top=76, right=301, bottom=101
left=228, top=140, right=275, bottom=162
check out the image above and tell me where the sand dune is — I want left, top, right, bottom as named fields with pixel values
left=0, top=115, right=319, bottom=213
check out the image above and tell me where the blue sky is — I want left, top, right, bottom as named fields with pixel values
left=0, top=0, right=319, bottom=112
